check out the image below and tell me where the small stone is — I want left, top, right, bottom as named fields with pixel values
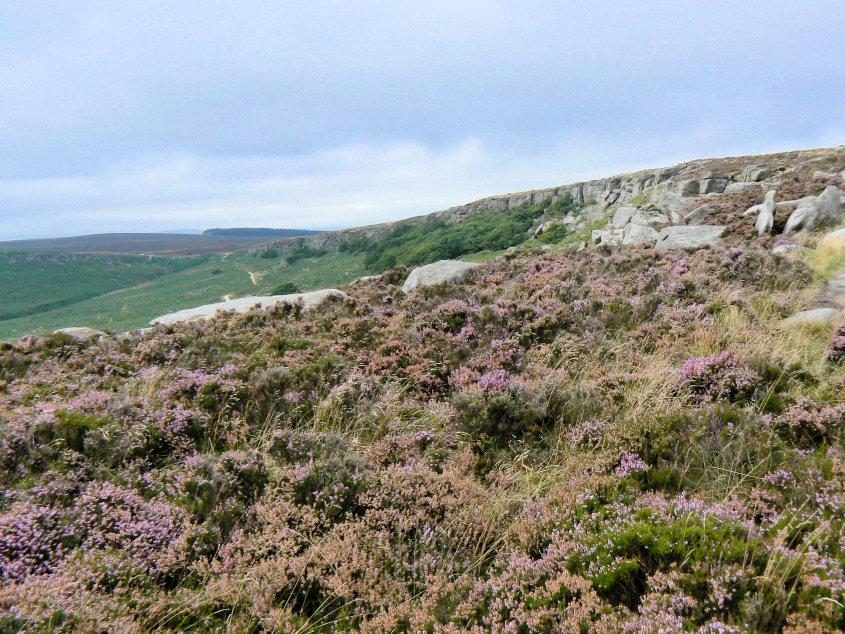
left=782, top=308, right=839, bottom=327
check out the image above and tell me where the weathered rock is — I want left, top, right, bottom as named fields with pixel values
left=772, top=244, right=810, bottom=256
left=630, top=208, right=673, bottom=229
left=679, top=180, right=700, bottom=197
left=651, top=191, right=685, bottom=214
left=724, top=182, right=763, bottom=194
left=401, top=260, right=481, bottom=293
left=684, top=204, right=712, bottom=224
left=755, top=190, right=776, bottom=236
left=741, top=165, right=772, bottom=182
left=784, top=186, right=843, bottom=235
left=782, top=308, right=839, bottom=327
left=699, top=178, right=729, bottom=194
left=612, top=204, right=638, bottom=228
left=53, top=327, right=105, bottom=339
left=655, top=225, right=726, bottom=249
left=594, top=228, right=624, bottom=247
left=533, top=219, right=565, bottom=236
left=150, top=289, right=348, bottom=325
left=819, top=228, right=845, bottom=248
left=622, top=223, right=658, bottom=246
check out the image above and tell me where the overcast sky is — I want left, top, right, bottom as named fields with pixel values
left=1, top=1, right=844, bottom=240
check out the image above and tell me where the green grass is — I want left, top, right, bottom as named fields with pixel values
left=0, top=250, right=367, bottom=340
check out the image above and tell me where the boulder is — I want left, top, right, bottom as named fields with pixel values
left=772, top=244, right=810, bottom=256
left=533, top=219, right=564, bottom=236
left=150, top=289, right=348, bottom=325
left=612, top=204, right=638, bottom=228
left=678, top=180, right=700, bottom=197
left=401, top=260, right=481, bottom=293
left=53, top=327, right=105, bottom=339
left=630, top=208, right=673, bottom=229
left=784, top=186, right=843, bottom=235
left=724, top=182, right=763, bottom=194
left=755, top=190, right=776, bottom=236
left=699, top=178, right=729, bottom=194
left=651, top=191, right=685, bottom=214
left=819, top=227, right=845, bottom=249
left=594, top=228, right=624, bottom=247
left=684, top=204, right=712, bottom=224
left=655, top=225, right=726, bottom=249
left=741, top=165, right=772, bottom=182
left=622, top=223, right=659, bottom=246
left=782, top=308, right=839, bottom=327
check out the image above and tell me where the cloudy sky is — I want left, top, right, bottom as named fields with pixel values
left=1, top=1, right=843, bottom=240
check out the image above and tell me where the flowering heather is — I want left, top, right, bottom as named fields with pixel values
left=2, top=198, right=845, bottom=631
left=827, top=320, right=845, bottom=363
left=680, top=351, right=761, bottom=402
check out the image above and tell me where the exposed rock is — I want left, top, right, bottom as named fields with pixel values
left=684, top=204, right=712, bottom=224
left=622, top=223, right=658, bottom=246
left=819, top=227, right=845, bottom=248
left=53, top=327, right=105, bottom=339
left=655, top=225, right=726, bottom=249
left=755, top=190, right=776, bottom=237
left=784, top=187, right=843, bottom=236
left=401, top=260, right=481, bottom=293
left=724, top=182, right=763, bottom=194
left=741, top=165, right=772, bottom=182
left=772, top=244, right=810, bottom=256
left=630, top=208, right=673, bottom=229
left=699, top=178, right=729, bottom=194
left=651, top=191, right=685, bottom=214
left=612, top=205, right=638, bottom=228
left=533, top=219, right=564, bottom=236
left=150, top=289, right=348, bottom=326
left=782, top=308, right=839, bottom=327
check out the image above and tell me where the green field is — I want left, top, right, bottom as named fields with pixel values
left=0, top=249, right=367, bottom=340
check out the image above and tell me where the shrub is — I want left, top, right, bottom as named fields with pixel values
left=680, top=352, right=760, bottom=402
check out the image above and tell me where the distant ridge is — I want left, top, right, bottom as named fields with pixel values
left=202, top=227, right=321, bottom=238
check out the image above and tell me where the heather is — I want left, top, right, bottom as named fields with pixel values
left=2, top=234, right=845, bottom=630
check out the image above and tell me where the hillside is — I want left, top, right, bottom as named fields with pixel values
left=5, top=146, right=844, bottom=341
left=1, top=147, right=845, bottom=630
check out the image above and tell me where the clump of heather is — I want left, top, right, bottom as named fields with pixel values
left=680, top=351, right=761, bottom=402
left=827, top=320, right=845, bottom=363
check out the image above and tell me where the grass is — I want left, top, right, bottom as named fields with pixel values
left=0, top=250, right=367, bottom=340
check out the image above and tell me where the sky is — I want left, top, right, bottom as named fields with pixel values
left=1, top=1, right=844, bottom=240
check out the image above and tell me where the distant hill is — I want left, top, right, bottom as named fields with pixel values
left=202, top=227, right=322, bottom=238
left=0, top=232, right=278, bottom=256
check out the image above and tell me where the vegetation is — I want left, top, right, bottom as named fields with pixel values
left=203, top=228, right=320, bottom=238
left=340, top=193, right=581, bottom=272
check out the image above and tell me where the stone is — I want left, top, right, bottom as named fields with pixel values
left=533, top=220, right=564, bottom=236
left=819, top=228, right=845, bottom=248
left=630, top=208, right=672, bottom=229
left=684, top=204, right=712, bottom=224
left=782, top=308, right=839, bottom=327
left=401, top=260, right=481, bottom=293
left=655, top=225, right=726, bottom=249
left=699, top=178, right=729, bottom=194
left=612, top=204, right=638, bottom=228
left=741, top=165, right=772, bottom=182
left=150, top=289, right=348, bottom=325
left=755, top=190, right=776, bottom=236
left=784, top=186, right=843, bottom=235
left=651, top=191, right=685, bottom=214
left=53, top=327, right=105, bottom=339
left=772, top=244, right=810, bottom=256
left=679, top=180, right=700, bottom=197
left=621, top=223, right=659, bottom=246
left=724, top=182, right=763, bottom=194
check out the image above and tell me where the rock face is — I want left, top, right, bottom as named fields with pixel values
left=755, top=190, right=776, bottom=236
left=622, top=223, right=659, bottom=246
left=655, top=225, right=726, bottom=249
left=53, top=327, right=105, bottom=339
left=784, top=187, right=843, bottom=235
left=741, top=165, right=773, bottom=182
left=782, top=308, right=839, bottom=327
left=150, top=289, right=348, bottom=326
left=401, top=260, right=481, bottom=293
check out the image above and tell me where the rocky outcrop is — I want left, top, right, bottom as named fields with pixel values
left=401, top=260, right=481, bottom=293
left=772, top=244, right=810, bottom=256
left=755, top=191, right=776, bottom=236
left=784, top=186, right=843, bottom=235
left=741, top=165, right=773, bottom=182
left=150, top=289, right=347, bottom=326
left=655, top=225, right=726, bottom=250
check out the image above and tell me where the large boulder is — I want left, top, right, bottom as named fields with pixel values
left=724, top=182, right=763, bottom=194
left=622, top=223, right=659, bottom=246
left=655, top=225, right=726, bottom=249
left=755, top=190, right=776, bottom=236
left=684, top=204, right=712, bottom=224
left=741, top=165, right=773, bottom=182
left=772, top=244, right=810, bottom=256
left=401, top=260, right=481, bottom=293
left=630, top=208, right=673, bottom=229
left=784, top=186, right=842, bottom=235
left=150, top=289, right=348, bottom=325
left=612, top=204, right=638, bottom=228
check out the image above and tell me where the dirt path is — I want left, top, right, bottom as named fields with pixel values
left=813, top=267, right=845, bottom=309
